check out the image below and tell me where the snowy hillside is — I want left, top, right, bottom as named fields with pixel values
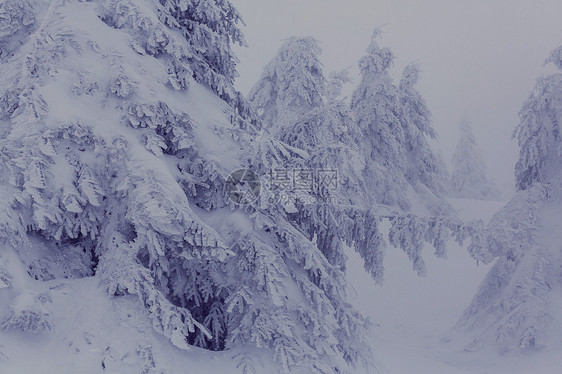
left=4, top=198, right=562, bottom=374
left=2, top=0, right=562, bottom=373
left=0, top=243, right=277, bottom=374
left=350, top=198, right=562, bottom=374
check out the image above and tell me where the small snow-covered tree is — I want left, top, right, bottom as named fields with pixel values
left=449, top=115, right=501, bottom=200
left=248, top=37, right=325, bottom=133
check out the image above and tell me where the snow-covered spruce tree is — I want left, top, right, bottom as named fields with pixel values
left=350, top=29, right=448, bottom=212
left=398, top=62, right=448, bottom=197
left=248, top=37, right=325, bottom=134
left=0, top=1, right=375, bottom=373
left=350, top=29, right=407, bottom=209
left=249, top=38, right=389, bottom=281
left=346, top=30, right=463, bottom=275
left=449, top=115, right=501, bottom=200
left=454, top=45, right=562, bottom=353
left=245, top=40, right=380, bottom=369
left=249, top=36, right=475, bottom=281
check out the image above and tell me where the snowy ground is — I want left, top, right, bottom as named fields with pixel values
left=0, top=247, right=276, bottom=373
left=2, top=197, right=561, bottom=373
left=348, top=197, right=562, bottom=374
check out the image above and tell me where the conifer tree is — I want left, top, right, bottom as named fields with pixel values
left=249, top=35, right=471, bottom=282
left=248, top=37, right=325, bottom=133
left=0, top=2, right=374, bottom=372
left=449, top=115, right=501, bottom=200
left=350, top=30, right=448, bottom=211
left=398, top=62, right=448, bottom=196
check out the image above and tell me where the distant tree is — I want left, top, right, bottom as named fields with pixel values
left=449, top=115, right=501, bottom=200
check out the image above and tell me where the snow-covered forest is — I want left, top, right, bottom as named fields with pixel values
left=0, top=0, right=561, bottom=373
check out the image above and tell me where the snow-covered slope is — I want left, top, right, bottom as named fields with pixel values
left=0, top=243, right=276, bottom=373
left=449, top=42, right=562, bottom=363
left=4, top=1, right=559, bottom=373
left=349, top=198, right=562, bottom=374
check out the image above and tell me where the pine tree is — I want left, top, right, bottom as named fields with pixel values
left=248, top=34, right=476, bottom=284
left=350, top=29, right=408, bottom=208
left=248, top=37, right=325, bottom=133
left=350, top=30, right=448, bottom=211
left=0, top=2, right=374, bottom=373
left=249, top=38, right=388, bottom=281
left=398, top=62, right=448, bottom=196
left=449, top=115, right=501, bottom=200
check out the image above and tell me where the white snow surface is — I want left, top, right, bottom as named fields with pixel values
left=348, top=197, right=562, bottom=374
left=3, top=197, right=562, bottom=373
left=0, top=1, right=560, bottom=373
left=0, top=244, right=274, bottom=373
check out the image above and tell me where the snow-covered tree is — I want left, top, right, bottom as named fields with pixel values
left=350, top=29, right=407, bottom=208
left=248, top=37, right=325, bottom=133
left=248, top=38, right=387, bottom=282
left=449, top=115, right=501, bottom=200
left=398, top=62, right=448, bottom=196
left=248, top=34, right=477, bottom=283
left=351, top=29, right=448, bottom=211
left=455, top=43, right=562, bottom=353
left=0, top=2, right=376, bottom=373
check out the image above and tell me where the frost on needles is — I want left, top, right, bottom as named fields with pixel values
left=249, top=34, right=473, bottom=280
left=0, top=1, right=487, bottom=373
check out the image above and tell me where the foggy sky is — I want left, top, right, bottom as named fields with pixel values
left=231, top=0, right=562, bottom=195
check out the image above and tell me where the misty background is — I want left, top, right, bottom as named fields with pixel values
left=232, top=0, right=562, bottom=195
